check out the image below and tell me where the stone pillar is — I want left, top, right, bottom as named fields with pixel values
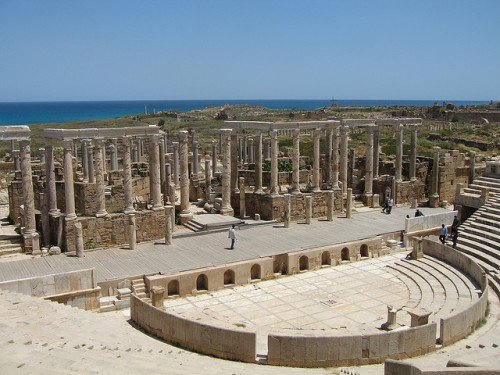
left=325, top=124, right=333, bottom=187
left=74, top=221, right=84, bottom=257
left=110, top=139, right=118, bottom=171
left=39, top=148, right=45, bottom=164
left=151, top=286, right=165, bottom=309
left=231, top=130, right=239, bottom=193
left=248, top=138, right=254, bottom=164
left=159, top=138, right=166, bottom=204
left=102, top=144, right=107, bottom=177
left=327, top=190, right=334, bottom=221
left=12, top=150, right=20, bottom=171
left=192, top=140, right=199, bottom=176
left=364, top=125, right=374, bottom=201
left=373, top=126, right=380, bottom=180
left=469, top=151, right=476, bottom=184
left=284, top=193, right=291, bottom=228
left=122, top=136, right=135, bottom=213
left=332, top=124, right=340, bottom=189
left=131, top=142, right=138, bottom=163
left=40, top=192, right=50, bottom=246
left=395, top=123, right=403, bottom=182
left=62, top=139, right=77, bottom=221
left=430, top=147, right=440, bottom=208
left=149, top=135, right=162, bottom=211
left=410, top=126, right=418, bottom=181
left=340, top=125, right=349, bottom=194
left=292, top=129, right=301, bottom=194
left=221, top=129, right=234, bottom=216
left=239, top=177, right=246, bottom=218
left=305, top=195, right=312, bottom=224
left=45, top=140, right=59, bottom=216
left=348, top=149, right=356, bottom=189
left=205, top=157, right=211, bottom=202
left=81, top=139, right=89, bottom=182
left=88, top=142, right=95, bottom=184
left=128, top=213, right=136, bottom=250
left=243, top=136, right=248, bottom=165
left=346, top=188, right=353, bottom=219
left=178, top=131, right=192, bottom=222
left=254, top=130, right=263, bottom=193
left=263, top=139, right=270, bottom=160
left=172, top=141, right=180, bottom=188
left=165, top=163, right=172, bottom=204
left=164, top=205, right=174, bottom=245
left=93, top=138, right=107, bottom=217
left=312, top=128, right=321, bottom=192
left=270, top=130, right=279, bottom=196
left=19, top=140, right=37, bottom=243
left=238, top=137, right=244, bottom=163
left=211, top=140, right=217, bottom=176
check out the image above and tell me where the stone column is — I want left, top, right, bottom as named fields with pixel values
left=243, top=136, right=248, bottom=165
left=346, top=188, right=353, bottom=219
left=149, top=135, right=162, bottom=211
left=205, top=157, right=211, bottom=202
left=211, top=140, right=217, bottom=176
left=305, top=195, right=312, bottom=224
left=40, top=192, right=50, bottom=246
left=122, top=136, right=135, bottom=213
left=364, top=125, right=374, bottom=200
left=12, top=150, right=20, bottom=171
left=270, top=130, right=279, bottom=196
left=312, top=128, right=321, bottom=192
left=325, top=124, right=333, bottom=187
left=39, top=148, right=45, bottom=164
left=238, top=138, right=244, bottom=163
left=165, top=163, right=172, bottom=204
left=284, top=193, right=291, bottom=228
left=410, top=125, right=418, bottom=181
left=81, top=139, right=89, bottom=182
left=254, top=130, right=263, bottom=193
left=292, top=129, right=301, bottom=194
left=74, top=221, right=84, bottom=257
left=172, top=141, right=180, bottom=188
left=395, top=123, right=403, bottom=182
left=239, top=177, right=246, bottom=218
left=164, top=205, right=174, bottom=245
left=128, top=213, right=136, bottom=250
left=327, top=191, right=335, bottom=221
left=430, top=147, right=440, bottom=208
left=469, top=151, right=476, bottom=184
left=340, top=125, right=349, bottom=194
left=110, top=139, right=118, bottom=171
left=159, top=138, right=166, bottom=204
left=19, top=140, right=36, bottom=239
left=178, top=131, right=192, bottom=222
left=94, top=138, right=107, bottom=217
left=231, top=130, right=239, bottom=193
left=62, top=139, right=77, bottom=221
left=263, top=139, right=270, bottom=160
left=192, top=141, right=199, bottom=176
left=373, top=126, right=380, bottom=180
left=248, top=138, right=254, bottom=164
left=45, top=139, right=59, bottom=216
left=221, top=129, right=234, bottom=216
left=332, top=124, right=340, bottom=189
left=88, top=142, right=95, bottom=184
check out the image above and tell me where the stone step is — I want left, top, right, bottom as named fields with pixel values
left=457, top=236, right=500, bottom=262
left=183, top=221, right=204, bottom=232
left=386, top=267, right=422, bottom=309
left=136, top=292, right=147, bottom=299
left=477, top=205, right=500, bottom=216
left=459, top=231, right=500, bottom=252
left=475, top=176, right=500, bottom=184
left=474, top=216, right=500, bottom=229
left=134, top=286, right=146, bottom=294
left=455, top=242, right=499, bottom=272
left=462, top=221, right=500, bottom=237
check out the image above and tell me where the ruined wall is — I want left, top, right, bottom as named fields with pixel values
left=437, top=151, right=470, bottom=205
left=64, top=209, right=166, bottom=251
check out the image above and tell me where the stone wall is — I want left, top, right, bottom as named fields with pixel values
left=375, top=177, right=426, bottom=206
left=437, top=151, right=470, bottom=205
left=64, top=209, right=166, bottom=251
left=131, top=295, right=256, bottom=362
left=384, top=359, right=500, bottom=375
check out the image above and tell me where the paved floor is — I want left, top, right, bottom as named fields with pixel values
left=0, top=206, right=448, bottom=283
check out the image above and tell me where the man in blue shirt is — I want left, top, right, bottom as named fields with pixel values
left=439, top=224, right=448, bottom=244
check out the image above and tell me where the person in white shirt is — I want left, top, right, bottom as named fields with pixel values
left=228, top=224, right=236, bottom=250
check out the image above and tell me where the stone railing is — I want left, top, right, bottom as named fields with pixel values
left=0, top=268, right=100, bottom=310
left=130, top=294, right=256, bottom=362
left=423, top=239, right=488, bottom=346
left=405, top=211, right=457, bottom=234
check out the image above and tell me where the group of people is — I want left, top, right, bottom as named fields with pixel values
left=382, top=195, right=394, bottom=214
left=439, top=215, right=460, bottom=248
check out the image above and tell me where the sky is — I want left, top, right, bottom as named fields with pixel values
left=0, top=0, right=499, bottom=102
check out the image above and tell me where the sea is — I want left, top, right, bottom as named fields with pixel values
left=0, top=99, right=490, bottom=126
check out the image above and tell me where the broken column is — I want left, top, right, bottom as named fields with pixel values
left=327, top=190, right=334, bottom=221
left=151, top=286, right=166, bottom=309
left=395, top=123, right=403, bottom=182
left=164, top=205, right=173, bottom=245
left=248, top=138, right=254, bottom=164
left=62, top=139, right=77, bottom=221
left=340, top=125, right=349, bottom=194
left=74, top=221, right=84, bottom=257
left=122, top=136, right=135, bottom=213
left=429, top=146, right=440, bottom=208
left=149, top=135, right=163, bottom=211
left=19, top=140, right=39, bottom=250
left=192, top=140, right=199, bottom=176
left=346, top=188, right=353, bottom=219
left=211, top=140, right=217, bottom=176
left=128, top=213, right=136, bottom=250
left=410, top=125, right=418, bottom=181
left=292, top=128, right=300, bottom=194
left=220, top=129, right=234, bottom=216
left=12, top=150, right=20, bottom=171
left=284, top=193, right=291, bottom=228
left=305, top=195, right=312, bottom=224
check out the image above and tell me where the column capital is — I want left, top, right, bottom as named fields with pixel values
left=150, top=134, right=160, bottom=144
left=19, top=139, right=30, bottom=152
left=122, top=135, right=132, bottom=142
left=178, top=130, right=188, bottom=142
left=44, top=138, right=54, bottom=148
left=293, top=128, right=300, bottom=137
left=270, top=129, right=277, bottom=139
left=94, top=137, right=104, bottom=149
left=393, top=123, right=404, bottom=131
left=62, top=139, right=73, bottom=150
left=340, top=125, right=349, bottom=135
left=313, top=128, right=321, bottom=137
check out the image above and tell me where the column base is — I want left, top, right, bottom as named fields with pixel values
left=95, top=211, right=108, bottom=218
left=410, top=177, right=417, bottom=182
left=65, top=213, right=77, bottom=221
left=49, top=209, right=61, bottom=218
left=312, top=188, right=321, bottom=193
left=23, top=231, right=40, bottom=254
left=233, top=188, right=240, bottom=194
left=124, top=208, right=136, bottom=215
left=429, top=195, right=440, bottom=208
left=179, top=211, right=193, bottom=224
left=362, top=193, right=373, bottom=207
left=254, top=188, right=264, bottom=194
left=220, top=207, right=234, bottom=217
left=152, top=205, right=164, bottom=211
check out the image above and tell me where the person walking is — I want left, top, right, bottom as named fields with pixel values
left=228, top=224, right=236, bottom=250
left=439, top=224, right=448, bottom=244
left=387, top=197, right=394, bottom=214
left=451, top=215, right=459, bottom=235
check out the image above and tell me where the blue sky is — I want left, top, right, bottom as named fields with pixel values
left=0, top=0, right=499, bottom=102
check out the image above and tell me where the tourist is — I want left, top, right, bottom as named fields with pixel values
left=452, top=228, right=458, bottom=248
left=228, top=224, right=236, bottom=250
left=451, top=215, right=460, bottom=235
left=387, top=197, right=394, bottom=214
left=439, top=224, right=448, bottom=244
left=382, top=195, right=390, bottom=213
left=415, top=209, right=424, bottom=217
